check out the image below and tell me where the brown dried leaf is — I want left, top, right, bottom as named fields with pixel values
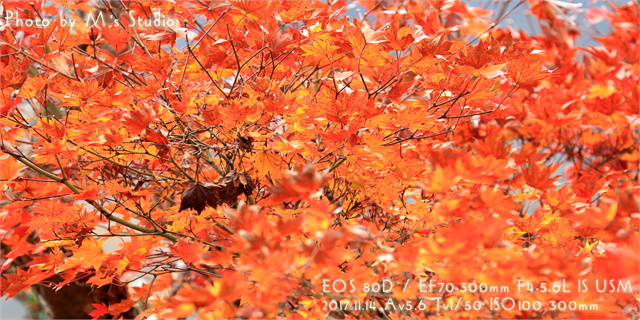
left=235, top=136, right=254, bottom=152
left=179, top=172, right=255, bottom=213
left=179, top=182, right=220, bottom=214
left=218, top=171, right=255, bottom=205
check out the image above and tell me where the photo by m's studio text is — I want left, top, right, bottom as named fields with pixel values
left=2, top=10, right=176, bottom=32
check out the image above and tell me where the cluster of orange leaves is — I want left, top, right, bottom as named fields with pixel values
left=0, top=0, right=638, bottom=319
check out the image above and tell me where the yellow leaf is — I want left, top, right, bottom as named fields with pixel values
left=250, top=150, right=284, bottom=177
left=421, top=165, right=462, bottom=193
left=512, top=191, right=538, bottom=202
left=42, top=240, right=76, bottom=247
left=168, top=217, right=188, bottom=232
left=301, top=39, right=339, bottom=63
left=74, top=238, right=106, bottom=270
left=588, top=84, right=616, bottom=98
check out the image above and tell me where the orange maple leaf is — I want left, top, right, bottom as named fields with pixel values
left=507, top=60, right=551, bottom=86
left=0, top=156, right=25, bottom=181
left=523, top=160, right=560, bottom=191
left=171, top=239, right=208, bottom=264
left=122, top=100, right=157, bottom=133
left=68, top=238, right=106, bottom=271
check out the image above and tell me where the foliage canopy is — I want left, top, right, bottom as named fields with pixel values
left=0, top=0, right=638, bottom=319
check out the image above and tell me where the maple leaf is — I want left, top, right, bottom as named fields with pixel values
left=250, top=150, right=285, bottom=177
left=547, top=218, right=578, bottom=247
left=18, top=74, right=49, bottom=99
left=2, top=0, right=638, bottom=318
left=416, top=164, right=462, bottom=193
left=99, top=24, right=132, bottom=45
left=87, top=272, right=115, bottom=287
left=171, top=239, right=207, bottom=264
left=72, top=188, right=101, bottom=201
left=478, top=63, right=508, bottom=79
left=0, top=156, right=25, bottom=181
left=523, top=160, right=560, bottom=191
left=89, top=303, right=108, bottom=320
left=217, top=171, right=255, bottom=204
left=507, top=60, right=552, bottom=86
left=179, top=172, right=255, bottom=213
left=0, top=270, right=31, bottom=298
left=122, top=100, right=157, bottom=133
left=572, top=198, right=618, bottom=230
left=266, top=164, right=328, bottom=204
left=301, top=39, right=339, bottom=64
left=179, top=182, right=221, bottom=214
left=73, top=237, right=107, bottom=271
left=211, top=271, right=249, bottom=303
